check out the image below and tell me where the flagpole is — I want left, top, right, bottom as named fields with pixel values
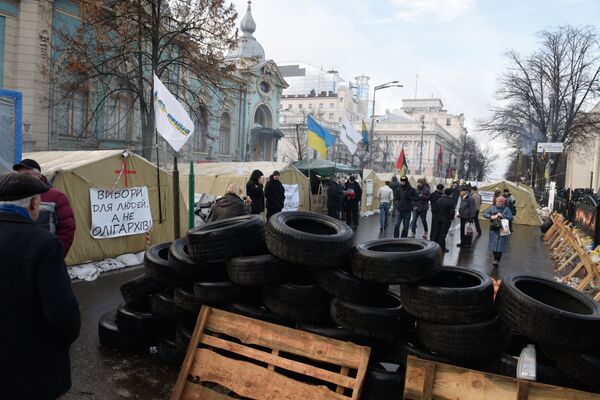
left=155, top=129, right=164, bottom=223
left=173, top=156, right=181, bottom=239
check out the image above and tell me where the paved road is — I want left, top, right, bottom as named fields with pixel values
left=63, top=214, right=552, bottom=399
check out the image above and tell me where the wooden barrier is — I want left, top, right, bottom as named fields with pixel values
left=170, top=306, right=371, bottom=400
left=544, top=212, right=600, bottom=300
left=403, top=356, right=600, bottom=399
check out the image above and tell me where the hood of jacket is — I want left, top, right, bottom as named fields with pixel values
left=250, top=169, right=263, bottom=183
left=215, top=193, right=242, bottom=207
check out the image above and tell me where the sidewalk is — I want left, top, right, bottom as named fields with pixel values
left=64, top=214, right=554, bottom=399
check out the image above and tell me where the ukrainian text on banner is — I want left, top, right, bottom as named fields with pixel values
left=282, top=184, right=300, bottom=211
left=90, top=187, right=153, bottom=239
left=153, top=74, right=194, bottom=152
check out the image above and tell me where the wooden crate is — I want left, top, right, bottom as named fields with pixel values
left=403, top=356, right=600, bottom=400
left=170, top=306, right=371, bottom=400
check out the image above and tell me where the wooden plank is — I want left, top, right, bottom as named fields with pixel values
left=181, top=382, right=236, bottom=400
left=336, top=367, right=349, bottom=395
left=200, top=334, right=356, bottom=389
left=204, top=308, right=370, bottom=368
left=517, top=380, right=530, bottom=400
left=170, top=307, right=212, bottom=400
left=576, top=273, right=594, bottom=291
left=556, top=252, right=578, bottom=272
left=421, top=362, right=437, bottom=400
left=268, top=349, right=279, bottom=372
left=566, top=261, right=585, bottom=279
left=403, top=356, right=600, bottom=400
left=190, top=348, right=350, bottom=400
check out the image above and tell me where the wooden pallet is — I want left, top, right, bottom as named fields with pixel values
left=403, top=356, right=600, bottom=399
left=170, top=306, right=371, bottom=400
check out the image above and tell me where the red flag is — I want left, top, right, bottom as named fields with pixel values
left=396, top=148, right=408, bottom=175
left=436, top=144, right=443, bottom=166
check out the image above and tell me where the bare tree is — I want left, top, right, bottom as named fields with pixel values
left=51, top=0, right=238, bottom=159
left=462, top=134, right=499, bottom=181
left=480, top=25, right=600, bottom=186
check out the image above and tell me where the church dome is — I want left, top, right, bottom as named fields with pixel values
left=227, top=1, right=265, bottom=62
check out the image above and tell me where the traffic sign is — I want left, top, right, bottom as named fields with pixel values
left=537, top=142, right=564, bottom=153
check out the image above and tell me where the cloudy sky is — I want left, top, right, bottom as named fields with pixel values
left=230, top=0, right=600, bottom=178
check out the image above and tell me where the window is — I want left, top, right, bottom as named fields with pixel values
left=287, top=103, right=292, bottom=109
left=106, top=95, right=133, bottom=141
left=319, top=103, right=323, bottom=108
left=339, top=97, right=344, bottom=102
left=298, top=104, right=303, bottom=109
left=328, top=113, right=333, bottom=119
left=338, top=117, right=342, bottom=123
left=402, top=142, right=410, bottom=153
left=330, top=103, right=334, bottom=108
left=259, top=81, right=271, bottom=93
left=446, top=118, right=451, bottom=126
left=194, top=107, right=209, bottom=152
left=219, top=112, right=231, bottom=155
left=309, top=104, right=313, bottom=109
left=55, top=88, right=89, bottom=137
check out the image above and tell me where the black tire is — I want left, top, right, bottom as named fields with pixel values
left=400, top=266, right=494, bottom=324
left=115, top=304, right=174, bottom=339
left=173, top=287, right=204, bottom=315
left=540, top=218, right=553, bottom=233
left=175, top=323, right=194, bottom=351
left=98, top=310, right=153, bottom=351
left=151, top=289, right=183, bottom=320
left=120, top=274, right=163, bottom=308
left=496, top=274, right=600, bottom=351
left=229, top=302, right=280, bottom=324
left=227, top=254, right=288, bottom=287
left=417, top=316, right=511, bottom=360
left=187, top=215, right=266, bottom=262
left=314, top=268, right=388, bottom=306
left=168, top=237, right=228, bottom=282
left=262, top=283, right=331, bottom=322
left=145, top=242, right=190, bottom=287
left=330, top=293, right=409, bottom=339
left=295, top=322, right=356, bottom=341
left=192, top=281, right=244, bottom=305
left=542, top=347, right=600, bottom=392
left=361, top=362, right=406, bottom=400
left=351, top=239, right=442, bottom=284
left=399, top=331, right=476, bottom=369
left=266, top=211, right=353, bottom=269
left=157, top=338, right=185, bottom=366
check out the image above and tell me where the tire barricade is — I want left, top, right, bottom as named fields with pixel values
left=543, top=212, right=600, bottom=301
left=98, top=211, right=600, bottom=396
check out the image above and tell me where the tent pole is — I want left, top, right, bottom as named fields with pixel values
left=173, top=156, right=181, bottom=239
left=188, top=160, right=195, bottom=229
left=155, top=130, right=163, bottom=223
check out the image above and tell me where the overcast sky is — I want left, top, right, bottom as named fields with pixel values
left=230, top=0, right=600, bottom=178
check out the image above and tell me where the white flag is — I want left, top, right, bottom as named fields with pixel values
left=153, top=74, right=194, bottom=152
left=340, top=115, right=363, bottom=155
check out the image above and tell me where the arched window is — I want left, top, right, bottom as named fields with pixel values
left=254, top=104, right=272, bottom=128
left=219, top=112, right=231, bottom=155
left=194, top=106, right=209, bottom=152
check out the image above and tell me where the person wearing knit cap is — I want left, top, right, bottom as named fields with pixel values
left=0, top=173, right=81, bottom=398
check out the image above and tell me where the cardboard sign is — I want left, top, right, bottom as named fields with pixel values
left=480, top=191, right=494, bottom=204
left=90, top=187, right=153, bottom=239
left=282, top=184, right=300, bottom=211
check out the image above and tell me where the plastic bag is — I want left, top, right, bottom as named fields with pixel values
left=464, top=222, right=474, bottom=236
left=500, top=218, right=511, bottom=236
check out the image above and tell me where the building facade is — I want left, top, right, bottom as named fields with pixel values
left=0, top=0, right=286, bottom=162
left=565, top=102, right=600, bottom=190
left=276, top=63, right=368, bottom=163
left=368, top=99, right=464, bottom=176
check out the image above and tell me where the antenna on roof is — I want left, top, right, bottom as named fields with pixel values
left=414, top=72, right=419, bottom=99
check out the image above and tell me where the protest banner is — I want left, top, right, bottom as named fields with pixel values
left=90, top=187, right=153, bottom=239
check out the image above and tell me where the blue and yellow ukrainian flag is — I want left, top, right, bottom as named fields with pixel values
left=307, top=115, right=335, bottom=159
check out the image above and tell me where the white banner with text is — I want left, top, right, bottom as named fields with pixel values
left=90, top=187, right=153, bottom=239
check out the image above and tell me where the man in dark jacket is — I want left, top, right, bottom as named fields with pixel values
left=431, top=188, right=456, bottom=253
left=457, top=186, right=477, bottom=248
left=13, top=158, right=76, bottom=256
left=344, top=176, right=362, bottom=228
left=410, top=178, right=431, bottom=239
left=246, top=169, right=265, bottom=215
left=429, top=183, right=444, bottom=242
left=207, top=183, right=252, bottom=222
left=264, top=170, right=286, bottom=220
left=327, top=179, right=344, bottom=219
left=393, top=176, right=417, bottom=238
left=0, top=173, right=81, bottom=399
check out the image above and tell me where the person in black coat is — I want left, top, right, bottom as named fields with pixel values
left=344, top=176, right=362, bottom=228
left=246, top=169, right=265, bottom=215
left=327, top=179, right=344, bottom=219
left=431, top=188, right=456, bottom=253
left=429, top=183, right=444, bottom=242
left=393, top=176, right=418, bottom=238
left=207, top=183, right=252, bottom=222
left=0, top=173, right=81, bottom=399
left=264, top=170, right=286, bottom=220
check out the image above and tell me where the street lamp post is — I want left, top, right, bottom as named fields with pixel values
left=418, top=115, right=425, bottom=175
left=369, top=81, right=403, bottom=168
